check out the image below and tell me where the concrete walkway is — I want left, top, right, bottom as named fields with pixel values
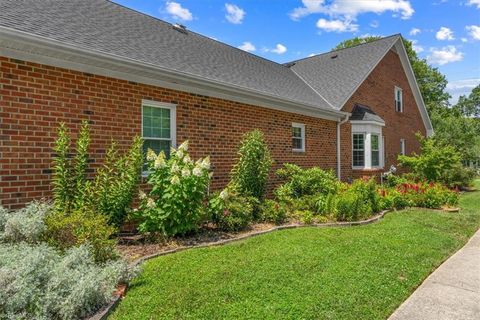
left=389, top=229, right=480, bottom=320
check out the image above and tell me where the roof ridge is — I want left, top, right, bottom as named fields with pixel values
left=285, top=34, right=401, bottom=65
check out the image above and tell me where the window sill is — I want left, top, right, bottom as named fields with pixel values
left=292, top=149, right=305, bottom=153
left=352, top=167, right=384, bottom=171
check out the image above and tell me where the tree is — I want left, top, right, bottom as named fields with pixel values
left=453, top=84, right=480, bottom=118
left=333, top=36, right=451, bottom=114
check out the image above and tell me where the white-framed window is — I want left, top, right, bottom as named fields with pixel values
left=142, top=100, right=176, bottom=160
left=351, top=122, right=385, bottom=169
left=400, top=139, right=406, bottom=155
left=292, top=123, right=305, bottom=152
left=352, top=133, right=365, bottom=167
left=371, top=134, right=380, bottom=167
left=395, top=86, right=403, bottom=112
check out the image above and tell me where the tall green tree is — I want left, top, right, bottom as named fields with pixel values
left=453, top=84, right=480, bottom=118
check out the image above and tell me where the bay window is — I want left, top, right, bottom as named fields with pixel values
left=351, top=122, right=384, bottom=169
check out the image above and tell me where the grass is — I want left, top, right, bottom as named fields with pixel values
left=110, top=180, right=480, bottom=320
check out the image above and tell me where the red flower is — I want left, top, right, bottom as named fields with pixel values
left=223, top=209, right=230, bottom=217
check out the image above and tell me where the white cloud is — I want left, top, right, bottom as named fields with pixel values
left=316, top=18, right=358, bottom=32
left=409, top=27, right=421, bottom=36
left=264, top=44, right=287, bottom=54
left=467, top=0, right=480, bottom=9
left=370, top=20, right=379, bottom=28
left=411, top=40, right=424, bottom=53
left=461, top=37, right=468, bottom=43
left=466, top=25, right=480, bottom=40
left=238, top=41, right=256, bottom=52
left=290, top=0, right=414, bottom=20
left=435, top=27, right=454, bottom=40
left=225, top=3, right=245, bottom=24
left=427, top=46, right=463, bottom=65
left=447, top=78, right=480, bottom=104
left=165, top=1, right=193, bottom=21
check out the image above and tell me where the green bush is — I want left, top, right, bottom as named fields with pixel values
left=335, top=192, right=372, bottom=222
left=88, top=137, right=143, bottom=226
left=209, top=188, right=254, bottom=231
left=44, top=208, right=117, bottom=262
left=350, top=178, right=381, bottom=213
left=51, top=122, right=143, bottom=226
left=397, top=134, right=474, bottom=187
left=295, top=210, right=315, bottom=224
left=259, top=200, right=288, bottom=225
left=0, top=243, right=133, bottom=320
left=275, top=163, right=339, bottom=200
left=230, top=129, right=273, bottom=201
left=136, top=141, right=211, bottom=236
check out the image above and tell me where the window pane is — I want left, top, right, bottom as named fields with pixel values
left=143, top=139, right=171, bottom=159
left=353, top=150, right=365, bottom=166
left=292, top=127, right=302, bottom=138
left=293, top=137, right=303, bottom=150
left=372, top=151, right=379, bottom=166
left=353, top=134, right=364, bottom=151
left=371, top=135, right=379, bottom=150
left=143, top=106, right=171, bottom=139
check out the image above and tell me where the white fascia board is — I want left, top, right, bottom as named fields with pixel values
left=0, top=27, right=346, bottom=122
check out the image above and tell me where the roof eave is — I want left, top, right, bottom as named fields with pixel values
left=0, top=26, right=346, bottom=121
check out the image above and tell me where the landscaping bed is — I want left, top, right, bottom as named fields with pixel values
left=109, top=181, right=480, bottom=320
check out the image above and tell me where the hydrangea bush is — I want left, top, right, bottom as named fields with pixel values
left=137, top=141, right=211, bottom=236
left=208, top=188, right=255, bottom=231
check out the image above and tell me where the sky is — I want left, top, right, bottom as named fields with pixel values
left=113, top=0, right=480, bottom=104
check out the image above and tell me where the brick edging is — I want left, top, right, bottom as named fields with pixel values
left=88, top=209, right=390, bottom=320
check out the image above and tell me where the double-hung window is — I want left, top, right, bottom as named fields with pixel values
left=352, top=133, right=365, bottom=167
left=395, top=86, right=403, bottom=112
left=400, top=139, right=406, bottom=156
left=142, top=100, right=176, bottom=159
left=292, top=123, right=305, bottom=152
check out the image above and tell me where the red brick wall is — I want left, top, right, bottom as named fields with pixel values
left=0, top=57, right=338, bottom=208
left=340, top=50, right=427, bottom=181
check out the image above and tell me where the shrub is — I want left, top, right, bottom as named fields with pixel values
left=230, top=130, right=273, bottom=200
left=44, top=208, right=117, bottom=262
left=335, top=192, right=372, bottom=222
left=275, top=164, right=339, bottom=200
left=259, top=200, right=288, bottom=225
left=0, top=243, right=133, bottom=320
left=0, top=202, right=49, bottom=244
left=296, top=210, right=315, bottom=224
left=136, top=141, right=211, bottom=236
left=88, top=137, right=143, bottom=226
left=209, top=189, right=254, bottom=231
left=350, top=178, right=381, bottom=213
left=52, top=122, right=143, bottom=226
left=441, top=165, right=476, bottom=189
left=397, top=134, right=472, bottom=187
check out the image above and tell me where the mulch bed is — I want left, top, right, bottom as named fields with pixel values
left=117, top=223, right=276, bottom=263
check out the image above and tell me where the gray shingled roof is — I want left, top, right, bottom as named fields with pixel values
left=287, top=35, right=400, bottom=110
left=350, top=104, right=385, bottom=123
left=0, top=0, right=333, bottom=111
left=0, top=0, right=400, bottom=114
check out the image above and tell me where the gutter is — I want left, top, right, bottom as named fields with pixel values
left=337, top=113, right=351, bottom=180
left=0, top=26, right=348, bottom=121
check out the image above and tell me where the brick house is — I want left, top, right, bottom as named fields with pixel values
left=0, top=0, right=433, bottom=209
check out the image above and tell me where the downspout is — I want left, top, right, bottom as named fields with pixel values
left=337, top=114, right=350, bottom=180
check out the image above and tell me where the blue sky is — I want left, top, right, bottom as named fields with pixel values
left=114, top=0, right=480, bottom=104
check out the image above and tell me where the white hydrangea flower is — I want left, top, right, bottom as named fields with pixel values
left=146, top=149, right=157, bottom=162
left=171, top=175, right=180, bottom=185
left=200, top=156, right=211, bottom=170
left=177, top=149, right=184, bottom=159
left=154, top=152, right=166, bottom=169
left=138, top=190, right=147, bottom=200
left=171, top=163, right=180, bottom=173
left=192, top=167, right=202, bottom=177
left=181, top=168, right=191, bottom=177
left=219, top=189, right=229, bottom=200
left=146, top=198, right=156, bottom=209
left=178, top=140, right=189, bottom=152
left=183, top=154, right=192, bottom=164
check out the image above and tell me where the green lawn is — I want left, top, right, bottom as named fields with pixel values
left=110, top=181, right=480, bottom=320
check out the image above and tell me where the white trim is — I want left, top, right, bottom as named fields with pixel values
left=352, top=132, right=366, bottom=169
left=350, top=120, right=385, bottom=127
left=292, top=122, right=306, bottom=152
left=141, top=99, right=177, bottom=148
left=0, top=26, right=347, bottom=122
